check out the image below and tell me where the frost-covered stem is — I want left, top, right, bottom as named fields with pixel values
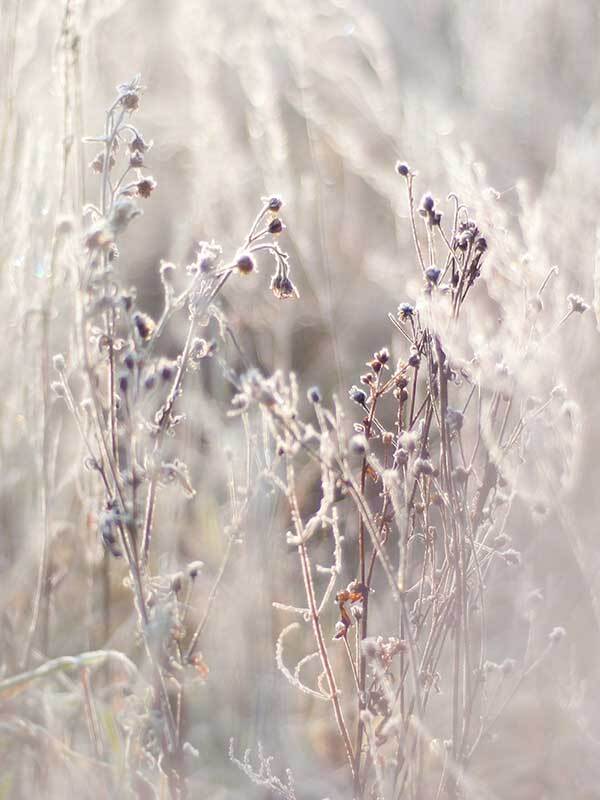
left=285, top=456, right=355, bottom=781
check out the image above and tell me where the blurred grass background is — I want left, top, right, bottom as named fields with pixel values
left=2, top=1, right=600, bottom=797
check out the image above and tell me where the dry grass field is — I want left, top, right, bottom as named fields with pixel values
left=2, top=2, right=600, bottom=798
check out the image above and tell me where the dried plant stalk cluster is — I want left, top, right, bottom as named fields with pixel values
left=229, top=164, right=581, bottom=798
left=1, top=69, right=589, bottom=800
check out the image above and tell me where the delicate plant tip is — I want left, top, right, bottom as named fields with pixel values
left=420, top=193, right=435, bottom=213
left=503, top=548, right=522, bottom=566
left=413, top=457, right=434, bottom=477
left=398, top=302, right=415, bottom=320
left=136, top=175, right=157, bottom=198
left=51, top=381, right=65, bottom=398
left=408, top=349, right=421, bottom=368
left=121, top=289, right=135, bottom=313
left=267, top=195, right=283, bottom=212
left=187, top=560, right=204, bottom=580
left=158, top=358, right=177, bottom=382
left=132, top=310, right=156, bottom=342
left=53, top=353, right=66, bottom=372
left=376, top=347, right=390, bottom=365
left=549, top=626, right=566, bottom=644
left=268, top=217, right=284, bottom=235
left=117, top=75, right=144, bottom=111
left=349, top=434, right=369, bottom=456
left=129, top=149, right=144, bottom=169
left=349, top=386, right=368, bottom=406
left=171, top=572, right=184, bottom=594
left=307, top=386, right=322, bottom=404
left=270, top=272, right=298, bottom=299
left=567, top=293, right=589, bottom=314
left=235, top=251, right=256, bottom=275
left=395, top=160, right=410, bottom=177
left=129, top=133, right=152, bottom=153
left=195, top=240, right=223, bottom=274
left=425, top=266, right=441, bottom=285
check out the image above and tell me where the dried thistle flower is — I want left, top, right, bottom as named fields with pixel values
left=235, top=251, right=256, bottom=275
left=567, top=294, right=588, bottom=314
left=136, top=175, right=157, bottom=198
left=132, top=310, right=156, bottom=342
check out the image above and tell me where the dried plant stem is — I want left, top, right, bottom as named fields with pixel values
left=185, top=530, right=235, bottom=661
left=141, top=271, right=232, bottom=565
left=286, top=455, right=355, bottom=780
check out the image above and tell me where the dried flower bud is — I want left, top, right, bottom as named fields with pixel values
left=158, top=358, right=177, bottom=383
left=420, top=193, right=435, bottom=213
left=267, top=196, right=283, bottom=211
left=270, top=273, right=298, bottom=299
left=394, top=448, right=409, bottom=467
left=268, top=217, right=284, bottom=235
left=129, top=150, right=144, bottom=169
left=129, top=133, right=152, bottom=153
left=549, top=626, right=566, bottom=644
left=376, top=347, right=390, bottom=365
left=398, top=303, right=414, bottom=320
left=53, top=354, right=66, bottom=372
left=188, top=561, right=204, bottom=580
left=120, top=88, right=141, bottom=111
left=350, top=434, right=368, bottom=456
left=349, top=386, right=367, bottom=406
left=395, top=161, right=410, bottom=177
left=307, top=386, right=322, bottom=404
left=132, top=311, right=155, bottom=342
left=425, top=266, right=441, bottom=285
left=136, top=176, right=157, bottom=198
left=408, top=350, right=421, bottom=368
left=413, top=457, right=434, bottom=477
left=171, top=572, right=184, bottom=594
left=567, top=294, right=588, bottom=314
left=235, top=251, right=256, bottom=275
left=121, top=291, right=135, bottom=312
